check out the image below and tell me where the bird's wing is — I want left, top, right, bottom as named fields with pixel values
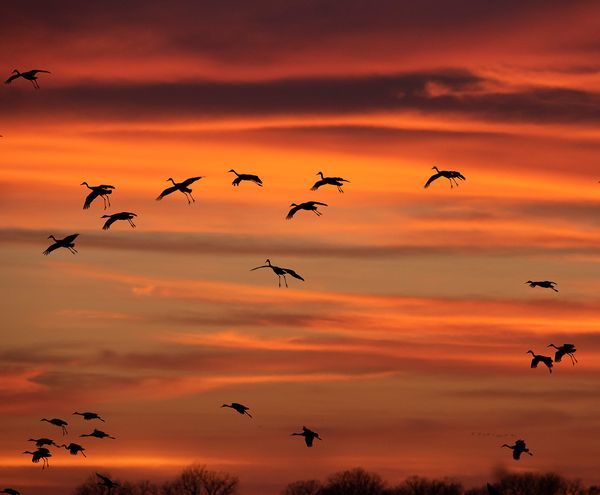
left=283, top=268, right=305, bottom=281
left=98, top=184, right=115, bottom=189
left=43, top=243, right=60, bottom=255
left=102, top=216, right=117, bottom=230
left=31, top=70, right=51, bottom=75
left=83, top=189, right=101, bottom=209
left=4, top=73, right=20, bottom=84
left=96, top=473, right=110, bottom=483
left=286, top=205, right=301, bottom=219
left=554, top=350, right=564, bottom=362
left=305, top=436, right=314, bottom=447
left=424, top=173, right=442, bottom=188
left=250, top=265, right=269, bottom=271
left=530, top=358, right=539, bottom=368
left=180, top=176, right=202, bottom=187
left=156, top=185, right=178, bottom=200
left=456, top=172, right=466, bottom=180
left=309, top=201, right=328, bottom=206
left=249, top=175, right=263, bottom=184
left=513, top=450, right=521, bottom=460
left=232, top=177, right=242, bottom=186
left=331, top=176, right=349, bottom=182
left=310, top=180, right=326, bottom=190
left=63, top=234, right=79, bottom=243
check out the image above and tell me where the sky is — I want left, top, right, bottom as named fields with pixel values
left=1, top=1, right=599, bottom=493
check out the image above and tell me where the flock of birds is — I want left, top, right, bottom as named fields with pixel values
left=3, top=68, right=583, bottom=495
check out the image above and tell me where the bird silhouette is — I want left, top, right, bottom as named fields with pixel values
left=23, top=448, right=52, bottom=468
left=1, top=489, right=21, bottom=495
left=28, top=437, right=58, bottom=448
left=291, top=426, right=322, bottom=447
left=81, top=182, right=115, bottom=210
left=221, top=402, right=253, bottom=418
left=487, top=482, right=502, bottom=495
left=228, top=169, right=263, bottom=187
left=311, top=171, right=350, bottom=193
left=5, top=69, right=51, bottom=89
left=73, top=411, right=105, bottom=422
left=548, top=343, right=577, bottom=365
left=424, top=166, right=466, bottom=189
left=101, top=212, right=137, bottom=230
left=526, top=280, right=558, bottom=292
left=286, top=201, right=328, bottom=219
left=40, top=418, right=68, bottom=435
left=96, top=473, right=119, bottom=491
left=156, top=177, right=204, bottom=203
left=43, top=234, right=79, bottom=255
left=527, top=350, right=553, bottom=374
left=61, top=443, right=86, bottom=457
left=81, top=429, right=116, bottom=440
left=501, top=439, right=533, bottom=460
left=250, top=259, right=305, bottom=287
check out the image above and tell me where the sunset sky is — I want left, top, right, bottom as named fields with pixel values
left=1, top=1, right=600, bottom=493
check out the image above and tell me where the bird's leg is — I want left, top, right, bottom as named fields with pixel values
left=278, top=276, right=281, bottom=288
left=189, top=192, right=195, bottom=203
left=337, top=186, right=344, bottom=193
left=102, top=196, right=108, bottom=209
left=283, top=275, right=288, bottom=288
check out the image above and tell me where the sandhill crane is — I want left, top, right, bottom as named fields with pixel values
left=41, top=418, right=68, bottom=435
left=221, top=402, right=253, bottom=418
left=61, top=443, right=86, bottom=457
left=81, top=182, right=115, bottom=210
left=286, top=201, right=328, bottom=219
left=1, top=489, right=21, bottom=495
left=502, top=439, right=533, bottom=460
left=28, top=437, right=58, bottom=448
left=101, top=212, right=137, bottom=230
left=424, top=166, right=466, bottom=189
left=5, top=69, right=51, bottom=89
left=311, top=171, right=350, bottom=193
left=156, top=177, right=204, bottom=203
left=81, top=429, right=116, bottom=439
left=228, top=169, right=263, bottom=187
left=96, top=473, right=119, bottom=491
left=526, top=280, right=558, bottom=292
left=291, top=426, right=322, bottom=447
left=23, top=448, right=52, bottom=468
left=548, top=343, right=577, bottom=365
left=250, top=259, right=305, bottom=287
left=43, top=234, right=79, bottom=255
left=527, top=350, right=553, bottom=374
left=73, top=411, right=105, bottom=422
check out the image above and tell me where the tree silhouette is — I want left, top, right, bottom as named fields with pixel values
left=390, top=476, right=462, bottom=495
left=280, top=480, right=323, bottom=495
left=173, top=464, right=238, bottom=495
left=319, top=468, right=386, bottom=495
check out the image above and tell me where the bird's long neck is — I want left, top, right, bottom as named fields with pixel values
left=527, top=350, right=535, bottom=356
left=49, top=236, right=57, bottom=242
left=230, top=169, right=239, bottom=176
left=548, top=344, right=558, bottom=349
left=433, top=166, right=440, bottom=172
left=168, top=178, right=177, bottom=185
left=318, top=172, right=324, bottom=178
left=82, top=182, right=91, bottom=189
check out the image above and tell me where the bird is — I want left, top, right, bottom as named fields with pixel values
left=525, top=280, right=558, bottom=292
left=548, top=343, right=577, bottom=365
left=96, top=473, right=119, bottom=491
left=156, top=177, right=204, bottom=203
left=291, top=426, right=322, bottom=447
left=1, top=489, right=21, bottom=495
left=221, top=403, right=253, bottom=418
left=501, top=439, right=533, bottom=460
left=311, top=171, right=350, bottom=193
left=40, top=418, right=68, bottom=435
left=81, top=429, right=116, bottom=439
left=250, top=259, right=305, bottom=288
left=61, top=443, right=86, bottom=456
left=23, top=448, right=52, bottom=468
left=73, top=411, right=105, bottom=422
left=286, top=201, right=328, bottom=219
left=5, top=69, right=51, bottom=89
left=424, top=166, right=466, bottom=189
left=487, top=483, right=502, bottom=495
left=101, top=212, right=137, bottom=230
left=527, top=350, right=553, bottom=374
left=43, top=234, right=79, bottom=255
left=81, top=182, right=115, bottom=210
left=228, top=169, right=263, bottom=187
left=28, top=437, right=58, bottom=448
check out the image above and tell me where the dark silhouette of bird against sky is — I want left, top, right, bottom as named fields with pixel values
left=28, top=437, right=58, bottom=448
left=222, top=402, right=253, bottom=418
left=424, top=166, right=466, bottom=189
left=101, top=212, right=137, bottom=230
left=81, top=428, right=116, bottom=439
left=291, top=426, right=322, bottom=447
left=527, top=350, right=553, bottom=374
left=23, top=447, right=52, bottom=468
left=41, top=417, right=68, bottom=435
left=311, top=171, right=350, bottom=193
left=61, top=443, right=86, bottom=456
left=502, top=439, right=533, bottom=460
left=228, top=169, right=263, bottom=187
left=43, top=234, right=79, bottom=255
left=81, top=182, right=115, bottom=210
left=96, top=473, right=119, bottom=492
left=156, top=177, right=203, bottom=203
left=73, top=411, right=105, bottom=422
left=1, top=489, right=21, bottom=495
left=286, top=201, right=328, bottom=219
left=251, top=259, right=305, bottom=288
left=548, top=343, right=577, bottom=365
left=526, top=280, right=558, bottom=292
left=5, top=69, right=51, bottom=89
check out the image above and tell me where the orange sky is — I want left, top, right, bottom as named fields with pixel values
left=1, top=1, right=600, bottom=494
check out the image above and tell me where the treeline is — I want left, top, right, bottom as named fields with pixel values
left=73, top=465, right=600, bottom=495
